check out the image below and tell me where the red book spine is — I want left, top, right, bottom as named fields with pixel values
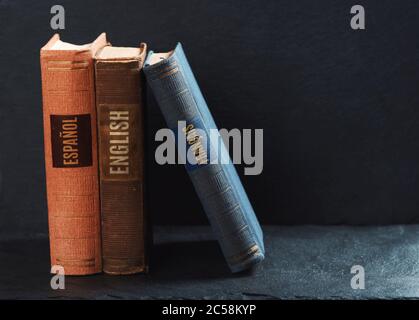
left=40, top=34, right=107, bottom=275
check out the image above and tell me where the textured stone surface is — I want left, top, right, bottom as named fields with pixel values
left=1, top=225, right=419, bottom=299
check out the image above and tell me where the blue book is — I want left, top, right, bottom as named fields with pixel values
left=144, top=43, right=264, bottom=272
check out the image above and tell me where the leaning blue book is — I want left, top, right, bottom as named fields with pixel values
left=143, top=43, right=264, bottom=272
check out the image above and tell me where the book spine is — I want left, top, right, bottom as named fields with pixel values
left=95, top=54, right=148, bottom=274
left=144, top=44, right=264, bottom=272
left=40, top=50, right=102, bottom=275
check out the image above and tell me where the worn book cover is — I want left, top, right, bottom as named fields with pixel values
left=143, top=44, right=265, bottom=272
left=40, top=33, right=108, bottom=275
left=95, top=44, right=149, bottom=274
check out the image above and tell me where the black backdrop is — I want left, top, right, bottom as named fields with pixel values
left=1, top=0, right=419, bottom=238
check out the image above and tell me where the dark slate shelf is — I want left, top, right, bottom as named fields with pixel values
left=1, top=225, right=419, bottom=299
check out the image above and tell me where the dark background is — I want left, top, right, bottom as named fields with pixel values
left=1, top=0, right=419, bottom=239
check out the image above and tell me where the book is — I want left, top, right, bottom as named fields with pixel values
left=94, top=44, right=149, bottom=274
left=143, top=43, right=265, bottom=272
left=40, top=34, right=107, bottom=275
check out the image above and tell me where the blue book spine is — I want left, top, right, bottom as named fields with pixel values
left=144, top=43, right=264, bottom=272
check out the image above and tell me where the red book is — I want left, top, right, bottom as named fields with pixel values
left=40, top=33, right=108, bottom=275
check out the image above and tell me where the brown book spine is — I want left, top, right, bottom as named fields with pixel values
left=40, top=34, right=107, bottom=275
left=95, top=44, right=148, bottom=274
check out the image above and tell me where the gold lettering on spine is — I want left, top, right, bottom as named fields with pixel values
left=183, top=123, right=208, bottom=165
left=61, top=117, right=79, bottom=165
left=109, top=111, right=130, bottom=174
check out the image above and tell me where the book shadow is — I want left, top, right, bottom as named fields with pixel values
left=151, top=240, right=232, bottom=280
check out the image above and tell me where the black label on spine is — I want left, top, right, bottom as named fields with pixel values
left=50, top=114, right=92, bottom=168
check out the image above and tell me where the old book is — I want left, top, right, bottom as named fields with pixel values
left=40, top=34, right=108, bottom=275
left=143, top=44, right=265, bottom=272
left=95, top=44, right=148, bottom=274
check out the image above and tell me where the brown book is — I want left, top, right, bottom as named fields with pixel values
left=40, top=34, right=108, bottom=275
left=95, top=44, right=148, bottom=274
